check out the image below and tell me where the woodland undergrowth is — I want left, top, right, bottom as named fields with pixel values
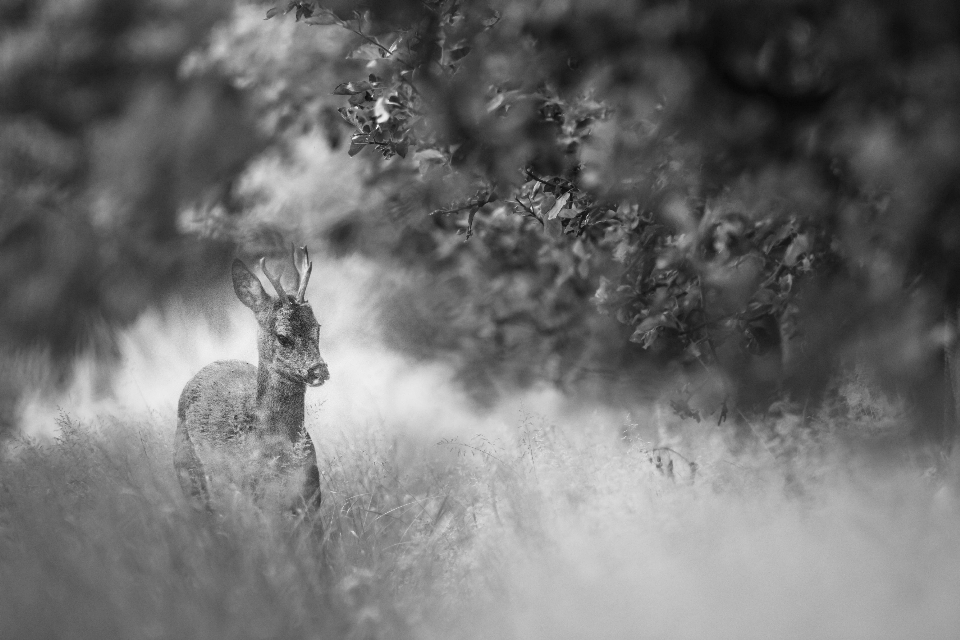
left=1, top=403, right=958, bottom=640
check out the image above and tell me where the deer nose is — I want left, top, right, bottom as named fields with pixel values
left=307, top=361, right=329, bottom=385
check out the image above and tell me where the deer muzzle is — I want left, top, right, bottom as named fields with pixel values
left=306, top=361, right=329, bottom=386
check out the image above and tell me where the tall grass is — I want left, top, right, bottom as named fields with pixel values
left=6, top=253, right=960, bottom=638
left=2, top=406, right=959, bottom=640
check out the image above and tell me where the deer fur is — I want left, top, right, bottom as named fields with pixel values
left=174, top=247, right=329, bottom=513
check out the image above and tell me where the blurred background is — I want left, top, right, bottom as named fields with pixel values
left=4, top=4, right=960, bottom=639
left=3, top=0, right=960, bottom=458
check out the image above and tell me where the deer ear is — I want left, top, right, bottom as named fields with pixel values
left=232, top=259, right=270, bottom=313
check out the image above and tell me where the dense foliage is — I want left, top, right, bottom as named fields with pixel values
left=4, top=0, right=960, bottom=444
left=0, top=0, right=266, bottom=433
left=263, top=0, right=960, bottom=441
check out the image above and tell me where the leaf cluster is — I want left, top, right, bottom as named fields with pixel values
left=269, top=0, right=960, bottom=424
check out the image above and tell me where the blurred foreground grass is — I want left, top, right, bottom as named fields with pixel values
left=2, top=409, right=959, bottom=640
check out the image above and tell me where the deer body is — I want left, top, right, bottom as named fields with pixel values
left=174, top=248, right=328, bottom=511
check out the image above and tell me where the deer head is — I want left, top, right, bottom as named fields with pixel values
left=232, top=246, right=329, bottom=387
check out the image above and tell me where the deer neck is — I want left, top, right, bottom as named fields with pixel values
left=254, top=344, right=305, bottom=441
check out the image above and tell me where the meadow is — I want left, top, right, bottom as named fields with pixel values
left=3, top=255, right=960, bottom=640
left=4, top=3, right=960, bottom=638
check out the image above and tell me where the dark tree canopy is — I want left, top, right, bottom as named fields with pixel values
left=264, top=0, right=960, bottom=442
left=3, top=0, right=960, bottom=446
left=0, top=0, right=264, bottom=433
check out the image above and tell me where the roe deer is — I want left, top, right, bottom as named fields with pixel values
left=174, top=246, right=329, bottom=513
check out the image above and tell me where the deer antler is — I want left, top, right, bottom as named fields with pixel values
left=260, top=257, right=287, bottom=299
left=296, top=245, right=313, bottom=303
left=289, top=243, right=301, bottom=292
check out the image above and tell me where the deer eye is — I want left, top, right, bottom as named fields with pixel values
left=276, top=334, right=294, bottom=349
